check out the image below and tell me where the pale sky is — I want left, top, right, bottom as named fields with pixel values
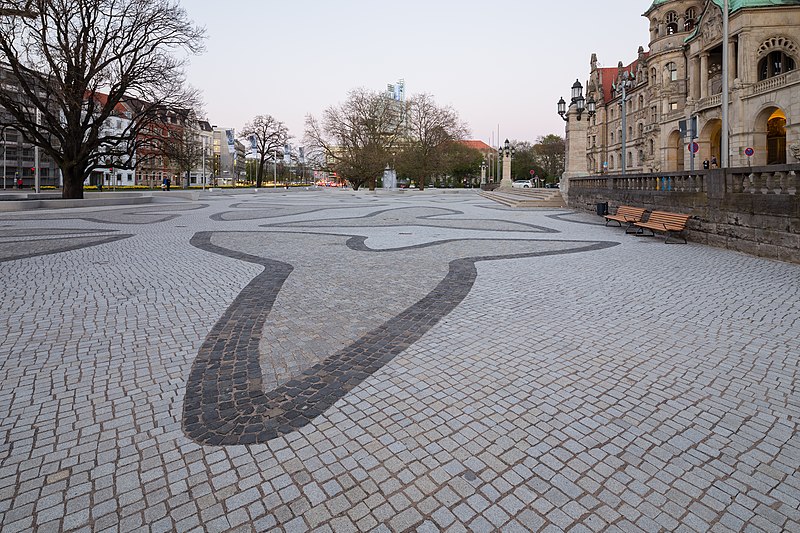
left=184, top=0, right=652, bottom=147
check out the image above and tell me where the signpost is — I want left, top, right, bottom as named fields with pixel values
left=688, top=141, right=699, bottom=172
left=745, top=147, right=754, bottom=167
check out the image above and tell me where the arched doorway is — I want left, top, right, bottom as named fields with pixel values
left=700, top=119, right=721, bottom=165
left=767, top=109, right=787, bottom=164
left=753, top=106, right=787, bottom=166
left=667, top=130, right=684, bottom=171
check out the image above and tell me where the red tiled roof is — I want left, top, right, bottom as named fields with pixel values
left=597, top=55, right=645, bottom=103
left=460, top=140, right=493, bottom=152
left=84, top=91, right=130, bottom=114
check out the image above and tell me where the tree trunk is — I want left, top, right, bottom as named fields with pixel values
left=256, top=164, right=263, bottom=188
left=62, top=166, right=85, bottom=199
left=368, top=176, right=376, bottom=191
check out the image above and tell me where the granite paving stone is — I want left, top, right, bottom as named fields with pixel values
left=0, top=190, right=798, bottom=531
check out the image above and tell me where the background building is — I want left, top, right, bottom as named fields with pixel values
left=583, top=0, right=799, bottom=174
left=0, top=64, right=60, bottom=189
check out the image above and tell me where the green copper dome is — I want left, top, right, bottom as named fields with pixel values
left=710, top=0, right=800, bottom=12
left=649, top=0, right=800, bottom=12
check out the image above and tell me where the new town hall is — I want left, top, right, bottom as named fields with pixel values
left=579, top=0, right=799, bottom=175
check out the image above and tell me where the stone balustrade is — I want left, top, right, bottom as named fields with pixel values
left=566, top=164, right=800, bottom=263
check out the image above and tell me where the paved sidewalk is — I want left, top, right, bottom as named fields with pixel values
left=1, top=190, right=798, bottom=532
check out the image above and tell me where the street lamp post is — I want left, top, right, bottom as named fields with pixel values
left=273, top=150, right=278, bottom=189
left=480, top=160, right=487, bottom=185
left=1, top=125, right=8, bottom=190
left=721, top=0, right=730, bottom=168
left=615, top=71, right=633, bottom=176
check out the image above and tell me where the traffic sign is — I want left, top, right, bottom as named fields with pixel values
left=688, top=142, right=699, bottom=153
left=745, top=147, right=754, bottom=157
left=529, top=169, right=535, bottom=175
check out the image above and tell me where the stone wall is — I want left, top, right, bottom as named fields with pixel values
left=566, top=165, right=800, bottom=263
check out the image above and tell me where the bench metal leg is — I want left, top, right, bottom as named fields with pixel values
left=664, top=231, right=687, bottom=244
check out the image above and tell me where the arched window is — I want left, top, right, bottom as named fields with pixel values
left=611, top=131, right=615, bottom=143
left=650, top=139, right=655, bottom=155
left=666, top=11, right=678, bottom=35
left=638, top=150, right=645, bottom=165
left=666, top=62, right=678, bottom=81
left=628, top=126, right=633, bottom=138
left=610, top=155, right=614, bottom=169
left=638, top=123, right=644, bottom=137
left=759, top=50, right=796, bottom=80
left=638, top=94, right=644, bottom=108
left=650, top=67, right=657, bottom=84
left=685, top=8, right=696, bottom=32
left=627, top=152, right=633, bottom=167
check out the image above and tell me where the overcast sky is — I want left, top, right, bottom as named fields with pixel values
left=184, top=0, right=652, bottom=147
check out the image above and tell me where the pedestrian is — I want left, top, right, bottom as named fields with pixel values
left=16, top=177, right=22, bottom=189
left=703, top=159, right=709, bottom=169
left=711, top=156, right=718, bottom=168
left=166, top=178, right=171, bottom=191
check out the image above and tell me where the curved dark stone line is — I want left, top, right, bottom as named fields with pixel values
left=0, top=228, right=119, bottom=238
left=258, top=205, right=558, bottom=234
left=546, top=212, right=606, bottom=226
left=183, top=231, right=619, bottom=445
left=0, top=234, right=133, bottom=263
left=0, top=203, right=210, bottom=225
left=210, top=204, right=364, bottom=222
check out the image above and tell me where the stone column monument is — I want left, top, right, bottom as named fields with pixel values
left=560, top=104, right=590, bottom=204
left=498, top=140, right=514, bottom=190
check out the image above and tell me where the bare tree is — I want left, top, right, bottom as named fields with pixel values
left=239, top=115, right=290, bottom=188
left=305, top=88, right=403, bottom=191
left=0, top=0, right=206, bottom=199
left=396, top=93, right=468, bottom=190
left=0, top=1, right=35, bottom=16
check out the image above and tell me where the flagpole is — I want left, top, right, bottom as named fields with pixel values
left=721, top=0, right=729, bottom=168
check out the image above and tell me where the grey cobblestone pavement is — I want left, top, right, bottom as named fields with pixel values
left=1, top=189, right=799, bottom=532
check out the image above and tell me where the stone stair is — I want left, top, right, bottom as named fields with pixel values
left=479, top=188, right=566, bottom=208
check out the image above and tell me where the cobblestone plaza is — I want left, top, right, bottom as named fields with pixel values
left=1, top=190, right=799, bottom=532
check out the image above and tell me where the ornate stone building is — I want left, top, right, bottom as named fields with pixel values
left=583, top=0, right=799, bottom=175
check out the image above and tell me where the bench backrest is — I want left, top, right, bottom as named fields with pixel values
left=646, top=211, right=691, bottom=228
left=615, top=206, right=647, bottom=219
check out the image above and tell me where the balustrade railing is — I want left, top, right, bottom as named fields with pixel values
left=570, top=164, right=800, bottom=197
left=727, top=166, right=799, bottom=195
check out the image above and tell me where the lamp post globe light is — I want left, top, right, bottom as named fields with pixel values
left=557, top=79, right=595, bottom=192
left=558, top=80, right=595, bottom=123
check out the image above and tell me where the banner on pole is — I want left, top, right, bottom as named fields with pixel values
left=225, top=129, right=235, bottom=154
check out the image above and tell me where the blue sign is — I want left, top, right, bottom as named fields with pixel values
left=745, top=147, right=754, bottom=157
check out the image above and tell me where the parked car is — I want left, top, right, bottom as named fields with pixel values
left=511, top=180, right=532, bottom=188
left=545, top=183, right=560, bottom=188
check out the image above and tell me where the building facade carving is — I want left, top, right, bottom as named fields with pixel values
left=581, top=0, right=799, bottom=174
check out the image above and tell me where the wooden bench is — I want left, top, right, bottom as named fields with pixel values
left=604, top=205, right=647, bottom=233
left=633, top=211, right=691, bottom=243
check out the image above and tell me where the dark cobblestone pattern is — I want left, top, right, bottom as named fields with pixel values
left=0, top=233, right=132, bottom=262
left=3, top=190, right=800, bottom=532
left=183, top=230, right=616, bottom=445
left=0, top=202, right=208, bottom=225
left=263, top=206, right=558, bottom=234
left=546, top=211, right=607, bottom=226
left=210, top=203, right=371, bottom=222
